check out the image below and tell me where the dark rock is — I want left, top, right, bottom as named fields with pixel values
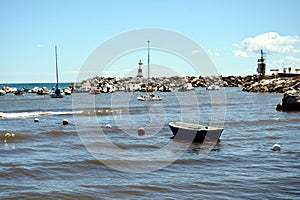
left=276, top=91, right=300, bottom=111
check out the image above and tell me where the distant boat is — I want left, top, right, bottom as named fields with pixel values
left=50, top=45, right=64, bottom=98
left=137, top=41, right=162, bottom=101
left=0, top=90, right=6, bottom=96
left=37, top=87, right=50, bottom=95
left=13, top=90, right=24, bottom=95
left=206, top=84, right=220, bottom=90
left=89, top=87, right=101, bottom=94
left=63, top=87, right=72, bottom=95
left=168, top=122, right=223, bottom=143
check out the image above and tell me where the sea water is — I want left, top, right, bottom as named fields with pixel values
left=0, top=85, right=299, bottom=199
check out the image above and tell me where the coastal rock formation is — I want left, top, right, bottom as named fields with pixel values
left=242, top=77, right=300, bottom=93
left=74, top=75, right=255, bottom=92
left=276, top=91, right=300, bottom=111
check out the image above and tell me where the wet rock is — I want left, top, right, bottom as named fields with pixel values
left=276, top=91, right=300, bottom=111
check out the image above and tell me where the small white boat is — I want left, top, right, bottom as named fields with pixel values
left=50, top=86, right=64, bottom=98
left=89, top=87, right=101, bottom=94
left=137, top=94, right=162, bottom=101
left=50, top=46, right=65, bottom=98
left=0, top=89, right=6, bottom=96
left=168, top=121, right=223, bottom=143
left=37, top=87, right=50, bottom=95
left=63, top=87, right=72, bottom=95
left=206, top=84, right=220, bottom=90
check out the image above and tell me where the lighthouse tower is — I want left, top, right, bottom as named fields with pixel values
left=257, top=49, right=266, bottom=79
left=137, top=60, right=143, bottom=77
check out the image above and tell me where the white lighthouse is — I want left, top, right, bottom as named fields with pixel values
left=137, top=60, right=143, bottom=77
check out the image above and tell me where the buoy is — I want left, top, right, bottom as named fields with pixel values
left=272, top=143, right=281, bottom=151
left=105, top=124, right=112, bottom=128
left=5, top=133, right=11, bottom=137
left=138, top=127, right=145, bottom=136
left=63, top=119, right=69, bottom=125
left=34, top=118, right=39, bottom=122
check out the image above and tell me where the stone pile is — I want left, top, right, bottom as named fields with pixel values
left=76, top=75, right=255, bottom=92
left=242, top=77, right=300, bottom=93
left=276, top=91, right=300, bottom=111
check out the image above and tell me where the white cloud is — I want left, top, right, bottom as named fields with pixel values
left=237, top=32, right=300, bottom=54
left=233, top=50, right=248, bottom=58
left=232, top=43, right=241, bottom=48
left=268, top=56, right=300, bottom=70
left=286, top=55, right=300, bottom=64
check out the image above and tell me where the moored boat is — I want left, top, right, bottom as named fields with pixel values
left=50, top=86, right=64, bottom=98
left=89, top=87, right=101, bottom=94
left=168, top=121, right=223, bottom=143
left=13, top=89, right=24, bottom=95
left=63, top=87, right=72, bottom=95
left=0, top=89, right=6, bottom=96
left=50, top=45, right=65, bottom=98
left=137, top=94, right=162, bottom=101
left=206, top=84, right=220, bottom=90
left=37, top=87, right=50, bottom=95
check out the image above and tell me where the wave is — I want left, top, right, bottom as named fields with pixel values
left=0, top=111, right=83, bottom=119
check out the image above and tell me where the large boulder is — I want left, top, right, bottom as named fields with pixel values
left=276, top=91, right=300, bottom=111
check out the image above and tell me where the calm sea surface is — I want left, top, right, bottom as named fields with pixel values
left=0, top=84, right=299, bottom=199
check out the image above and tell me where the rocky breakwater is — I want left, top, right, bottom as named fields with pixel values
left=185, top=75, right=255, bottom=87
left=76, top=75, right=255, bottom=92
left=242, top=77, right=300, bottom=93
left=276, top=91, right=300, bottom=111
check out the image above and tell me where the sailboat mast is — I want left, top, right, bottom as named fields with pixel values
left=147, top=40, right=150, bottom=96
left=55, top=45, right=59, bottom=86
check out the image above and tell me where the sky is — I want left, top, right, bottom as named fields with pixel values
left=1, top=0, right=300, bottom=83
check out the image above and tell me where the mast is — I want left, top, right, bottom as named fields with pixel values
left=55, top=45, right=59, bottom=86
left=147, top=40, right=150, bottom=96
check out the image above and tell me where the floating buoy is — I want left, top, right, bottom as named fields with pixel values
left=138, top=127, right=145, bottom=136
left=5, top=133, right=11, bottom=137
left=105, top=124, right=112, bottom=128
left=63, top=119, right=69, bottom=125
left=34, top=118, right=39, bottom=122
left=272, top=143, right=281, bottom=151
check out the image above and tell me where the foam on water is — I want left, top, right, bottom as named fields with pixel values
left=0, top=111, right=83, bottom=119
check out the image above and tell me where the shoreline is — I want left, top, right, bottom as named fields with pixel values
left=1, top=75, right=300, bottom=94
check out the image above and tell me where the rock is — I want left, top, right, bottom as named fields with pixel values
left=243, top=77, right=300, bottom=93
left=276, top=91, right=300, bottom=111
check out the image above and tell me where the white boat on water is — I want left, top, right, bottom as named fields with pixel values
left=50, top=45, right=64, bottom=98
left=137, top=41, right=162, bottom=101
left=206, top=84, right=220, bottom=90
left=89, top=87, right=101, bottom=94
left=63, top=87, right=72, bottom=95
left=168, top=121, right=223, bottom=143
left=37, top=87, right=50, bottom=95
left=137, top=93, right=162, bottom=101
left=50, top=86, right=64, bottom=98
left=0, top=89, right=6, bottom=96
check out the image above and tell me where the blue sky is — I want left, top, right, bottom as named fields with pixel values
left=1, top=0, right=300, bottom=83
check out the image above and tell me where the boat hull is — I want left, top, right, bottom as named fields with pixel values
left=168, top=122, right=223, bottom=143
left=50, top=87, right=64, bottom=98
left=137, top=94, right=162, bottom=101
